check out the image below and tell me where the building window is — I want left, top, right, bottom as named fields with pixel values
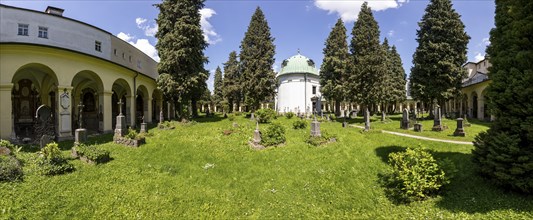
left=38, top=26, right=48, bottom=38
left=18, top=24, right=29, bottom=36
left=137, top=60, right=142, bottom=69
left=122, top=53, right=125, bottom=59
left=312, top=86, right=317, bottom=95
left=114, top=49, right=117, bottom=56
left=95, top=41, right=102, bottom=52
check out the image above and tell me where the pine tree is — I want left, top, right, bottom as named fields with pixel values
left=239, top=7, right=276, bottom=111
left=390, top=45, right=407, bottom=107
left=213, top=66, right=224, bottom=109
left=347, top=2, right=388, bottom=114
left=320, top=18, right=348, bottom=116
left=472, top=0, right=533, bottom=193
left=155, top=0, right=209, bottom=118
left=381, top=38, right=394, bottom=112
left=222, top=51, right=241, bottom=112
left=409, top=0, right=469, bottom=111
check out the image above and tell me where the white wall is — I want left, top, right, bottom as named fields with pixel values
left=276, top=73, right=321, bottom=113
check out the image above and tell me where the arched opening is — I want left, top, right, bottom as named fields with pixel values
left=112, top=79, right=131, bottom=129
left=472, top=92, right=478, bottom=119
left=482, top=89, right=489, bottom=121
left=136, top=85, right=149, bottom=125
left=152, top=89, right=162, bottom=122
left=71, top=70, right=104, bottom=134
left=11, top=63, right=59, bottom=141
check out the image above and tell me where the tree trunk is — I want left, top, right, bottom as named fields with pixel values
left=335, top=99, right=341, bottom=116
left=191, top=98, right=198, bottom=118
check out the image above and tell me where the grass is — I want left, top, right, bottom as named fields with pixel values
left=1, top=114, right=532, bottom=219
left=350, top=113, right=491, bottom=142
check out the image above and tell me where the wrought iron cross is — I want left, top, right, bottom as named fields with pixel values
left=118, top=99, right=124, bottom=116
left=78, top=101, right=85, bottom=128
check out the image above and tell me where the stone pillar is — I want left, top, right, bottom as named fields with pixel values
left=0, top=83, right=13, bottom=140
left=432, top=106, right=444, bottom=131
left=310, top=118, right=321, bottom=137
left=57, top=86, right=74, bottom=141
left=127, top=95, right=134, bottom=127
left=253, top=122, right=261, bottom=144
left=146, top=97, right=152, bottom=123
left=478, top=96, right=484, bottom=120
left=453, top=118, right=466, bottom=136
left=102, top=90, right=113, bottom=134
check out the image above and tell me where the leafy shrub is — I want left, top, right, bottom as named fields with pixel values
left=158, top=121, right=175, bottom=129
left=234, top=111, right=242, bottom=116
left=255, top=108, right=277, bottom=123
left=75, top=144, right=110, bottom=164
left=306, top=132, right=337, bottom=146
left=37, top=142, right=74, bottom=176
left=0, top=139, right=15, bottom=150
left=329, top=114, right=337, bottom=121
left=125, top=128, right=139, bottom=140
left=228, top=114, right=235, bottom=121
left=261, top=122, right=286, bottom=147
left=0, top=155, right=23, bottom=182
left=285, top=112, right=295, bottom=119
left=292, top=119, right=307, bottom=129
left=380, top=147, right=455, bottom=203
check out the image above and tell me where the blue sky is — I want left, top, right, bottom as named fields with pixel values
left=2, top=0, right=495, bottom=91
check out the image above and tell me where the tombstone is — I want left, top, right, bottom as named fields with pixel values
left=401, top=108, right=410, bottom=130
left=159, top=110, right=164, bottom=123
left=364, top=108, right=370, bottom=131
left=75, top=102, right=87, bottom=145
left=253, top=121, right=261, bottom=144
left=453, top=118, right=466, bottom=136
left=381, top=111, right=386, bottom=121
left=114, top=100, right=126, bottom=138
left=414, top=123, right=423, bottom=132
left=34, top=105, right=55, bottom=144
left=432, top=106, right=445, bottom=131
left=352, top=111, right=357, bottom=118
left=140, top=116, right=147, bottom=133
left=310, top=116, right=321, bottom=137
left=232, top=122, right=239, bottom=128
left=40, top=135, right=53, bottom=148
left=250, top=112, right=255, bottom=121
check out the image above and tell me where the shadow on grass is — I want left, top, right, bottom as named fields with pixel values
left=375, top=145, right=533, bottom=213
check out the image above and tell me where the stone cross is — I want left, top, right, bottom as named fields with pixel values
left=118, top=99, right=124, bottom=116
left=78, top=102, right=84, bottom=128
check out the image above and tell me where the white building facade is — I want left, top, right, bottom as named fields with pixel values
left=275, top=53, right=322, bottom=114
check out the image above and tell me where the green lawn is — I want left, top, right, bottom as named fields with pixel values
left=1, top=115, right=531, bottom=219
left=350, top=113, right=491, bottom=142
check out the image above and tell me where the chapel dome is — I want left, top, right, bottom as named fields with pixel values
left=278, top=53, right=319, bottom=77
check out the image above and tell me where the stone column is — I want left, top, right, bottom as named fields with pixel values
left=146, top=97, right=152, bottom=123
left=478, top=96, right=484, bottom=120
left=102, top=90, right=113, bottom=134
left=57, top=86, right=74, bottom=141
left=0, top=83, right=13, bottom=140
left=127, top=95, right=134, bottom=127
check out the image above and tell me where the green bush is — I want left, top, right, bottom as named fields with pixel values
left=37, top=142, right=74, bottom=176
left=0, top=155, right=23, bottom=182
left=285, top=112, right=295, bottom=119
left=228, top=114, right=235, bottom=121
left=292, top=119, right=307, bottom=129
left=306, top=132, right=337, bottom=146
left=0, top=139, right=15, bottom=150
left=329, top=114, right=337, bottom=121
left=255, top=108, right=277, bottom=123
left=380, top=147, right=455, bottom=203
left=261, top=122, right=286, bottom=147
left=75, top=144, right=110, bottom=164
left=125, top=128, right=139, bottom=140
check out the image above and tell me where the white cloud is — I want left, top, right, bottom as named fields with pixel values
left=200, top=8, right=221, bottom=45
left=482, top=37, right=490, bottom=46
left=314, top=0, right=407, bottom=22
left=117, top=32, right=160, bottom=62
left=388, top=30, right=395, bottom=37
left=474, top=53, right=485, bottom=62
left=136, top=17, right=158, bottom=37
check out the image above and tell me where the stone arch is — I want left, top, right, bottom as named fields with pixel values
left=481, top=88, right=489, bottom=120
left=11, top=63, right=59, bottom=141
left=471, top=91, right=478, bottom=119
left=71, top=70, right=105, bottom=134
left=152, top=89, right=163, bottom=122
left=112, top=78, right=131, bottom=128
left=136, top=84, right=150, bottom=124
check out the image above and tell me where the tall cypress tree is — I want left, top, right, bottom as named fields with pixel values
left=222, top=51, right=241, bottom=112
left=213, top=66, right=224, bottom=108
left=409, top=0, right=469, bottom=111
left=320, top=18, right=348, bottom=116
left=390, top=45, right=407, bottom=107
left=472, top=0, right=533, bottom=193
left=347, top=2, right=388, bottom=112
left=155, top=0, right=208, bottom=118
left=239, top=7, right=276, bottom=111
left=381, top=38, right=394, bottom=111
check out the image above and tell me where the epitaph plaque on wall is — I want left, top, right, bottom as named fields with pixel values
left=60, top=91, right=70, bottom=110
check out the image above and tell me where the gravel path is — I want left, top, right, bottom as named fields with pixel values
left=350, top=125, right=473, bottom=145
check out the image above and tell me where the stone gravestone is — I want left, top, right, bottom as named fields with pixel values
left=75, top=102, right=87, bottom=145
left=401, top=108, right=410, bottom=130
left=364, top=108, right=370, bottom=131
left=311, top=116, right=321, bottom=137
left=453, top=118, right=466, bottom=136
left=34, top=105, right=55, bottom=145
left=114, top=100, right=126, bottom=138
left=140, top=116, right=147, bottom=133
left=250, top=112, right=255, bottom=121
left=253, top=121, right=261, bottom=144
left=414, top=123, right=423, bottom=132
left=381, top=111, right=386, bottom=121
left=159, top=110, right=164, bottom=123
left=432, top=106, right=445, bottom=131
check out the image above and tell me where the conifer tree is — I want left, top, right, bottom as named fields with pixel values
left=409, top=0, right=469, bottom=111
left=320, top=18, right=348, bottom=116
left=213, top=66, right=224, bottom=109
left=222, top=51, right=241, bottom=112
left=472, top=0, right=533, bottom=193
left=381, top=38, right=394, bottom=112
left=390, top=45, right=407, bottom=107
left=239, top=7, right=276, bottom=111
left=347, top=2, right=388, bottom=113
left=155, top=0, right=209, bottom=118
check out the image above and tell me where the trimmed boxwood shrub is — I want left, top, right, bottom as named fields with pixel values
left=285, top=112, right=295, bottom=119
left=261, top=122, right=286, bottom=147
left=292, top=119, right=307, bottom=129
left=75, top=144, right=110, bottom=164
left=380, top=147, right=455, bottom=203
left=255, top=108, right=277, bottom=123
left=0, top=155, right=23, bottom=182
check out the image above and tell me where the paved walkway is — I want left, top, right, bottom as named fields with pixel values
left=350, top=125, right=473, bottom=145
